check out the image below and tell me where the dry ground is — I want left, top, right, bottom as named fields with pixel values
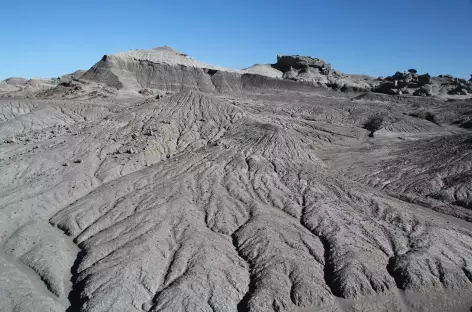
left=1, top=86, right=472, bottom=312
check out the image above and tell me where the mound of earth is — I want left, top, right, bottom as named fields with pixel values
left=0, top=77, right=59, bottom=98
left=243, top=64, right=283, bottom=79
left=4, top=77, right=29, bottom=85
left=59, top=70, right=86, bottom=83
left=1, top=47, right=472, bottom=312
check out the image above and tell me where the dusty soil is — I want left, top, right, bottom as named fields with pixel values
left=1, top=49, right=472, bottom=312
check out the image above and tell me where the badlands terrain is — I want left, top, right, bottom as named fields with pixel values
left=1, top=46, right=472, bottom=312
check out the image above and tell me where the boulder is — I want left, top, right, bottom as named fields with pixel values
left=448, top=85, right=470, bottom=96
left=413, top=85, right=432, bottom=96
left=404, top=73, right=415, bottom=83
left=393, top=71, right=406, bottom=80
left=372, top=82, right=397, bottom=95
left=439, top=74, right=454, bottom=79
left=274, top=55, right=330, bottom=72
left=454, top=78, right=467, bottom=85
left=401, top=88, right=413, bottom=95
left=138, top=88, right=154, bottom=96
left=282, top=67, right=299, bottom=80
left=376, top=71, right=434, bottom=97
left=417, top=73, right=432, bottom=86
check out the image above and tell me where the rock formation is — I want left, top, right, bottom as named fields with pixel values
left=1, top=46, right=472, bottom=312
left=3, top=47, right=471, bottom=100
left=81, top=47, right=315, bottom=94
left=373, top=70, right=472, bottom=97
left=78, top=47, right=471, bottom=99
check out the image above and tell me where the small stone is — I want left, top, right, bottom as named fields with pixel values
left=63, top=163, right=69, bottom=167
left=73, top=159, right=83, bottom=164
left=4, top=138, right=16, bottom=143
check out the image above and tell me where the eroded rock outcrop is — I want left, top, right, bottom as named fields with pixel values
left=270, top=55, right=373, bottom=92
left=75, top=46, right=472, bottom=100
left=372, top=70, right=472, bottom=97
left=80, top=47, right=374, bottom=94
left=2, top=47, right=470, bottom=101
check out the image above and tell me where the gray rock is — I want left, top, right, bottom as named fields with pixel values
left=414, top=85, right=433, bottom=96
left=417, top=73, right=432, bottom=86
left=138, top=88, right=153, bottom=96
left=274, top=55, right=330, bottom=72
left=4, top=77, right=28, bottom=86
left=372, top=82, right=397, bottom=95
left=448, top=85, right=471, bottom=95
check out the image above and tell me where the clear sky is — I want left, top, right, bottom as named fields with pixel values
left=1, top=0, right=471, bottom=79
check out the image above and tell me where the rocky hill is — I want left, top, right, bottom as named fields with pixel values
left=3, top=46, right=470, bottom=100
left=1, top=46, right=472, bottom=312
left=77, top=47, right=471, bottom=99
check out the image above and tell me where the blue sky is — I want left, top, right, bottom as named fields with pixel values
left=1, top=0, right=471, bottom=79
